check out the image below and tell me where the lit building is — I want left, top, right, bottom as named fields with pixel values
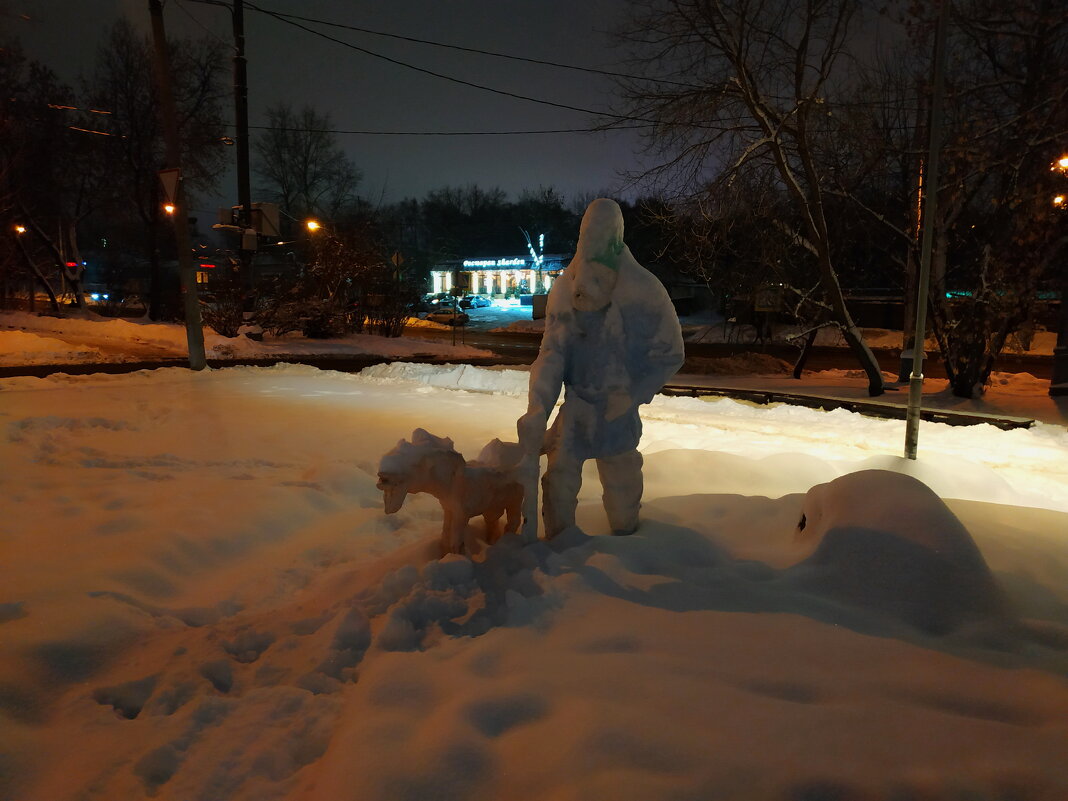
left=429, top=254, right=571, bottom=298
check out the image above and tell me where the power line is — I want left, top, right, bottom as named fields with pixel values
left=243, top=2, right=701, bottom=90
left=172, top=0, right=233, bottom=49
left=177, top=0, right=921, bottom=122
left=238, top=3, right=916, bottom=112
left=243, top=124, right=654, bottom=136
left=235, top=1, right=658, bottom=125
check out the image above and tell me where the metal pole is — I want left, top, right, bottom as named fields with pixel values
left=233, top=0, right=254, bottom=285
left=904, top=0, right=950, bottom=459
left=1051, top=265, right=1068, bottom=396
left=148, top=0, right=207, bottom=370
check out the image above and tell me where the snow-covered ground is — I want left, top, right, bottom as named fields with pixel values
left=0, top=310, right=492, bottom=366
left=2, top=362, right=1068, bottom=801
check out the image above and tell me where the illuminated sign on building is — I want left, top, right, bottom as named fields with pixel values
left=462, top=258, right=527, bottom=268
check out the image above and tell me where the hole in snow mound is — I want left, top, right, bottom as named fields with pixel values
left=464, top=692, right=549, bottom=737
left=199, top=660, right=233, bottom=693
left=222, top=630, right=276, bottom=664
left=92, top=674, right=159, bottom=719
left=134, top=744, right=182, bottom=792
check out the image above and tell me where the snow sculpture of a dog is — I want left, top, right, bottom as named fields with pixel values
left=376, top=428, right=524, bottom=555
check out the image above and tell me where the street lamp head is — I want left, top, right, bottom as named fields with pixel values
left=306, top=219, right=321, bottom=232
left=1054, top=195, right=1066, bottom=207
left=14, top=225, right=26, bottom=235
left=1058, top=156, right=1068, bottom=169
left=163, top=203, right=176, bottom=215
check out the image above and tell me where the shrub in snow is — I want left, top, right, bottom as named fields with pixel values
left=789, top=469, right=1007, bottom=634
left=377, top=429, right=525, bottom=555
left=199, top=274, right=248, bottom=338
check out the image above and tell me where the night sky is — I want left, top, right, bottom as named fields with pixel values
left=9, top=0, right=648, bottom=207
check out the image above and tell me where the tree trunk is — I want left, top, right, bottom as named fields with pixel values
left=63, top=220, right=87, bottom=310
left=792, top=329, right=818, bottom=378
left=148, top=216, right=163, bottom=320
left=814, top=243, right=884, bottom=395
left=14, top=235, right=60, bottom=312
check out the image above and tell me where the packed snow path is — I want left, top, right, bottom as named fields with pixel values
left=2, top=364, right=1067, bottom=800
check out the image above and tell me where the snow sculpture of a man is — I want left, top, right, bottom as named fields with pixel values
left=517, top=198, right=685, bottom=539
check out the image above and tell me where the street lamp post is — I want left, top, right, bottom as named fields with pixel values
left=1051, top=158, right=1068, bottom=397
left=186, top=0, right=253, bottom=283
left=148, top=0, right=207, bottom=370
left=904, top=0, right=950, bottom=460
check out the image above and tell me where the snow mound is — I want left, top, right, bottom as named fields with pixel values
left=490, top=319, right=545, bottom=334
left=0, top=330, right=106, bottom=364
left=358, top=362, right=529, bottom=395
left=988, top=371, right=1041, bottom=389
left=404, top=316, right=454, bottom=331
left=789, top=470, right=1007, bottom=633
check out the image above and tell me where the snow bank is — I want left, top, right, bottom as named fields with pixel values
left=490, top=318, right=546, bottom=334
left=0, top=330, right=105, bottom=364
left=359, top=361, right=530, bottom=395
left=0, top=310, right=492, bottom=364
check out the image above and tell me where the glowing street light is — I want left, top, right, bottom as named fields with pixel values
left=1057, top=157, right=1068, bottom=170
left=163, top=203, right=176, bottom=215
left=1054, top=195, right=1066, bottom=207
left=14, top=225, right=26, bottom=235
left=305, top=219, right=321, bottom=232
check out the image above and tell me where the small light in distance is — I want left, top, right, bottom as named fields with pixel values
left=163, top=204, right=176, bottom=215
left=14, top=225, right=26, bottom=234
left=1054, top=195, right=1066, bottom=207
left=1058, top=156, right=1068, bottom=169
left=306, top=220, right=321, bottom=232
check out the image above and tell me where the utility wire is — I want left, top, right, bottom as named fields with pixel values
left=175, top=0, right=922, bottom=119
left=173, top=0, right=233, bottom=49
left=243, top=2, right=701, bottom=90
left=238, top=2, right=657, bottom=125
left=243, top=124, right=655, bottom=136
left=239, top=2, right=915, bottom=112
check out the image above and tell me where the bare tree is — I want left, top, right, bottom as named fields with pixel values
left=923, top=0, right=1068, bottom=396
left=253, top=104, right=362, bottom=228
left=86, top=18, right=227, bottom=319
left=831, top=0, right=1068, bottom=397
left=0, top=40, right=114, bottom=311
left=617, top=0, right=886, bottom=395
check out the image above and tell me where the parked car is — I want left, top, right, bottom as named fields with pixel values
left=424, top=292, right=453, bottom=307
left=426, top=306, right=469, bottom=326
left=459, top=294, right=492, bottom=309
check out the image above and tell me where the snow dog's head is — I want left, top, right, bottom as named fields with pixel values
left=570, top=198, right=624, bottom=312
left=376, top=428, right=462, bottom=514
